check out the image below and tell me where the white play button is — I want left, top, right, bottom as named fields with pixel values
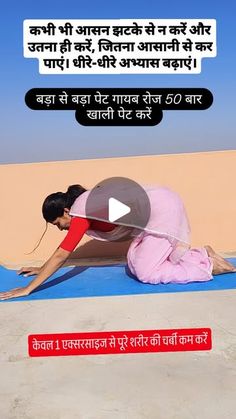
left=108, top=197, right=131, bottom=222
left=85, top=177, right=151, bottom=241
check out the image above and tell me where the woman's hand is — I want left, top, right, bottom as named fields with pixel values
left=17, top=267, right=41, bottom=277
left=1, top=248, right=70, bottom=300
left=0, top=287, right=30, bottom=301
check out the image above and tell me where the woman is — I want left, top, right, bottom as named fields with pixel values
left=0, top=184, right=235, bottom=300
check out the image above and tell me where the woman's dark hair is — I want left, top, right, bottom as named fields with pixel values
left=25, top=184, right=87, bottom=255
left=42, top=184, right=87, bottom=223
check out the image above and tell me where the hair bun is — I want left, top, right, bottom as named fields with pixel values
left=67, top=184, right=86, bottom=196
left=65, top=184, right=87, bottom=208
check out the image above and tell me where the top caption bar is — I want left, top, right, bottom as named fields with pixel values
left=23, top=19, right=217, bottom=74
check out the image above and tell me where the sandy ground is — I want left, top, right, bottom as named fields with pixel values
left=1, top=283, right=236, bottom=419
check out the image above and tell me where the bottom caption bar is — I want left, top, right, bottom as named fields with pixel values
left=28, top=328, right=211, bottom=357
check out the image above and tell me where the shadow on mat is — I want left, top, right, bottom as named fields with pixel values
left=125, top=265, right=141, bottom=283
left=31, top=264, right=130, bottom=294
left=31, top=266, right=89, bottom=293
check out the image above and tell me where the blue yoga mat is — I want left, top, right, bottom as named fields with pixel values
left=0, top=259, right=236, bottom=302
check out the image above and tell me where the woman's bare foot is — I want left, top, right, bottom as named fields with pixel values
left=205, top=245, right=236, bottom=275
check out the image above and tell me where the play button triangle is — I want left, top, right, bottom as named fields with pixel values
left=108, top=197, right=131, bottom=222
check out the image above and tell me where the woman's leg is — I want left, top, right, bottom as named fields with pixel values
left=205, top=245, right=236, bottom=275
left=127, top=234, right=173, bottom=284
left=127, top=235, right=235, bottom=285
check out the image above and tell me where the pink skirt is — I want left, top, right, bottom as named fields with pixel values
left=127, top=234, right=213, bottom=284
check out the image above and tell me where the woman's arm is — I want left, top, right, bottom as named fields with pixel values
left=26, top=247, right=70, bottom=293
left=0, top=217, right=91, bottom=300
left=17, top=252, right=61, bottom=277
left=0, top=247, right=70, bottom=300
